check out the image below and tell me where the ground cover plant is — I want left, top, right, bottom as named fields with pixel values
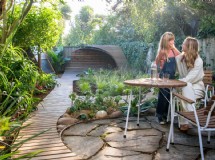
left=69, top=68, right=157, bottom=120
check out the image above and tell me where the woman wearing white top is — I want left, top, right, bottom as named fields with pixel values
left=176, top=37, right=205, bottom=131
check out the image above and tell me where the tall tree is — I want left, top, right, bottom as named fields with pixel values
left=13, top=6, right=63, bottom=68
left=0, top=0, right=33, bottom=53
left=64, top=6, right=102, bottom=46
left=0, top=0, right=65, bottom=54
left=181, top=0, right=215, bottom=38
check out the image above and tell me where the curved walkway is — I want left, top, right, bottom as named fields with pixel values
left=14, top=69, right=80, bottom=160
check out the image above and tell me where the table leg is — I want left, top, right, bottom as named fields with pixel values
left=137, top=88, right=141, bottom=126
left=166, top=88, right=174, bottom=151
left=171, top=89, right=175, bottom=143
left=124, top=89, right=132, bottom=138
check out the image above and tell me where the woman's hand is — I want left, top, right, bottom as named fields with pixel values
left=170, top=43, right=176, bottom=50
left=170, top=43, right=181, bottom=56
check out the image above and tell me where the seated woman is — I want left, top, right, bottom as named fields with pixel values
left=176, top=37, right=205, bottom=131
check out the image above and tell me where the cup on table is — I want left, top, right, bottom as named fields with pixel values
left=163, top=73, right=170, bottom=82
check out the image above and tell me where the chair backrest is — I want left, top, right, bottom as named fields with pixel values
left=203, top=70, right=213, bottom=85
left=203, top=70, right=214, bottom=104
left=204, top=96, right=215, bottom=127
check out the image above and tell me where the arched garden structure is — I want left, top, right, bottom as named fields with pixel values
left=63, top=45, right=128, bottom=70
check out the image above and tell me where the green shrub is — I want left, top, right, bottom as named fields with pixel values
left=70, top=68, right=150, bottom=115
left=47, top=50, right=66, bottom=74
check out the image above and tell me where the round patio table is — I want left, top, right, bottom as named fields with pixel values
left=123, top=78, right=187, bottom=141
left=124, top=78, right=187, bottom=88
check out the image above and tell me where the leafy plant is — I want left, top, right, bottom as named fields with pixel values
left=70, top=68, right=150, bottom=117
left=47, top=50, right=66, bottom=74
left=78, top=81, right=92, bottom=95
left=0, top=46, right=58, bottom=156
left=36, top=73, right=57, bottom=90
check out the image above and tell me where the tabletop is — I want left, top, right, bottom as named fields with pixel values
left=124, top=78, right=187, bottom=88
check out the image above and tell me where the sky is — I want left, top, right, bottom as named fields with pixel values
left=64, top=0, right=111, bottom=35
left=67, top=0, right=110, bottom=16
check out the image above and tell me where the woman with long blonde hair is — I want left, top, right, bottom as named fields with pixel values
left=176, top=37, right=205, bottom=131
left=155, top=32, right=180, bottom=124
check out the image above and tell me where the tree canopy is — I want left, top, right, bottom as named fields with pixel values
left=64, top=5, right=103, bottom=46
left=64, top=0, right=215, bottom=70
left=13, top=6, right=63, bottom=51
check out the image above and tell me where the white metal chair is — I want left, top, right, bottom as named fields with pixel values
left=167, top=70, right=214, bottom=123
left=166, top=93, right=215, bottom=160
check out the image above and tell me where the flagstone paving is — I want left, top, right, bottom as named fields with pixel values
left=62, top=115, right=215, bottom=160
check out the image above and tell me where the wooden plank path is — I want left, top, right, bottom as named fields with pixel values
left=14, top=69, right=80, bottom=160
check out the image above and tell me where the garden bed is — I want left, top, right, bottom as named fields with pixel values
left=56, top=69, right=158, bottom=133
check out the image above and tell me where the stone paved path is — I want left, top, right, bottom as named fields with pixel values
left=62, top=114, right=215, bottom=160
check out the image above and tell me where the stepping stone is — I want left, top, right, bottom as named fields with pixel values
left=154, top=145, right=200, bottom=160
left=63, top=136, right=104, bottom=159
left=105, top=129, right=162, bottom=153
left=90, top=146, right=152, bottom=160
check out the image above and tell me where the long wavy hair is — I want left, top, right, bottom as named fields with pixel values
left=183, top=37, right=199, bottom=69
left=156, top=32, right=175, bottom=61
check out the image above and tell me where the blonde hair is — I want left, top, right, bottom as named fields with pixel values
left=156, top=32, right=175, bottom=61
left=183, top=37, right=199, bottom=69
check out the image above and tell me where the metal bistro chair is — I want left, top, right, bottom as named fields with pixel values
left=203, top=70, right=214, bottom=107
left=166, top=93, right=215, bottom=160
left=167, top=70, right=214, bottom=123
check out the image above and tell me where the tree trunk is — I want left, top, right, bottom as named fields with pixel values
left=24, top=47, right=38, bottom=65
left=38, top=45, right=41, bottom=70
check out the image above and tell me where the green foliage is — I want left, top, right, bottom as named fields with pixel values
left=0, top=45, right=57, bottom=156
left=60, top=3, right=72, bottom=20
left=198, top=15, right=215, bottom=38
left=0, top=0, right=63, bottom=157
left=79, top=113, right=88, bottom=120
left=92, top=13, right=151, bottom=71
left=78, top=81, right=92, bottom=95
left=70, top=68, right=150, bottom=116
left=36, top=73, right=57, bottom=90
left=119, top=41, right=149, bottom=71
left=120, top=97, right=157, bottom=116
left=13, top=6, right=63, bottom=51
left=64, top=0, right=215, bottom=71
left=92, top=16, right=117, bottom=45
left=0, top=117, right=11, bottom=134
left=71, top=94, right=93, bottom=111
left=64, top=6, right=103, bottom=46
left=65, top=6, right=94, bottom=46
left=47, top=49, right=66, bottom=73
left=127, top=0, right=162, bottom=42
left=0, top=46, right=38, bottom=118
